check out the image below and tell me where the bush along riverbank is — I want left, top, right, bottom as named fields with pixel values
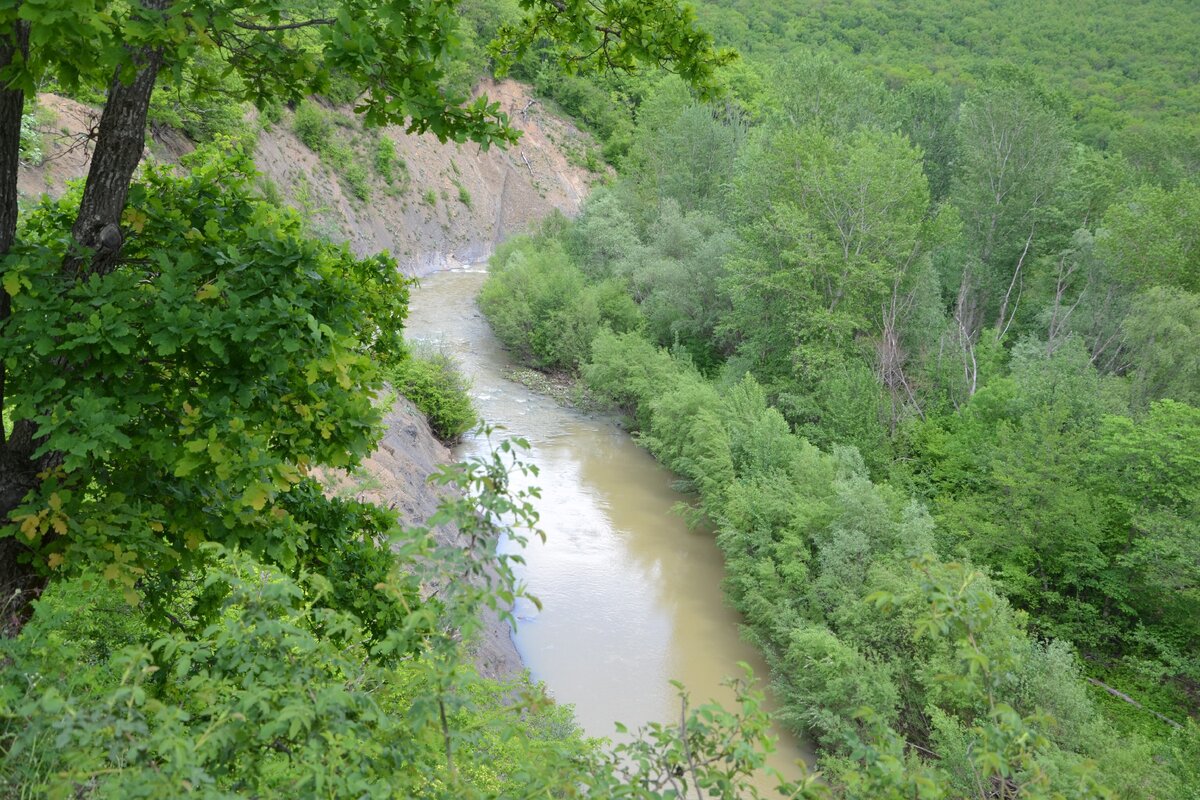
left=479, top=235, right=1200, bottom=797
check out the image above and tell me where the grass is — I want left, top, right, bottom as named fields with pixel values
left=292, top=101, right=375, bottom=202
left=454, top=180, right=472, bottom=208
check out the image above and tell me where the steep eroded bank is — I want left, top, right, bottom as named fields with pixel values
left=19, top=80, right=601, bottom=277
left=320, top=397, right=524, bottom=680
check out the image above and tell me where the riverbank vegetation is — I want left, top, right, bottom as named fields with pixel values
left=479, top=7, right=1200, bottom=793
left=389, top=345, right=477, bottom=442
left=0, top=1, right=820, bottom=797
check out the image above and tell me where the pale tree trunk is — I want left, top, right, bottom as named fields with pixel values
left=876, top=262, right=926, bottom=432
left=1046, top=247, right=1088, bottom=356
left=994, top=222, right=1036, bottom=337
left=952, top=275, right=979, bottom=405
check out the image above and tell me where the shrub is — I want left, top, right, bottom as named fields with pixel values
left=344, top=160, right=371, bottom=201
left=293, top=100, right=333, bottom=153
left=374, top=135, right=399, bottom=182
left=455, top=180, right=472, bottom=208
left=479, top=243, right=642, bottom=371
left=584, top=329, right=678, bottom=418
left=260, top=99, right=283, bottom=127
left=18, top=111, right=42, bottom=166
left=390, top=350, right=476, bottom=442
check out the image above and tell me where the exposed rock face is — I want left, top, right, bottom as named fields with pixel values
left=20, top=79, right=600, bottom=277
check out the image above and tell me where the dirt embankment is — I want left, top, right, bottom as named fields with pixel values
left=319, top=399, right=523, bottom=680
left=255, top=79, right=599, bottom=275
left=18, top=80, right=599, bottom=678
left=20, top=79, right=600, bottom=276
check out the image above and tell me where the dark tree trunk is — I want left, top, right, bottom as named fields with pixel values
left=0, top=18, right=34, bottom=633
left=0, top=0, right=169, bottom=630
left=0, top=21, right=27, bottom=257
left=65, top=0, right=170, bottom=278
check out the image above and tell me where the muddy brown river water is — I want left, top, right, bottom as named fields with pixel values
left=406, top=267, right=813, bottom=788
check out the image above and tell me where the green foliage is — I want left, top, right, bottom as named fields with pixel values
left=343, top=160, right=371, bottom=201
left=950, top=81, right=1073, bottom=331
left=576, top=331, right=1184, bottom=795
left=692, top=0, right=1200, bottom=148
left=18, top=109, right=43, bottom=167
left=0, top=4, right=825, bottom=799
left=1097, top=181, right=1200, bottom=294
left=6, top=0, right=1199, bottom=795
left=454, top=180, right=472, bottom=208
left=568, top=192, right=736, bottom=371
left=291, top=101, right=377, bottom=201
left=479, top=237, right=641, bottom=371
left=278, top=480, right=422, bottom=646
left=4, top=552, right=424, bottom=798
left=894, top=344, right=1200, bottom=724
left=389, top=349, right=477, bottom=442
left=1, top=144, right=408, bottom=600
left=372, top=135, right=407, bottom=190
left=777, top=625, right=900, bottom=750
left=1090, top=401, right=1200, bottom=680
left=0, top=438, right=640, bottom=799
left=493, top=1, right=736, bottom=102
left=474, top=25, right=1200, bottom=789
left=1121, top=287, right=1200, bottom=409
left=293, top=100, right=334, bottom=153
left=146, top=52, right=250, bottom=143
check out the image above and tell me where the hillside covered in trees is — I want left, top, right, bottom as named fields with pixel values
left=477, top=0, right=1200, bottom=797
left=2, top=0, right=1198, bottom=797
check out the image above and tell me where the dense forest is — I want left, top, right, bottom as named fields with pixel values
left=478, top=0, right=1200, bottom=797
left=2, top=0, right=1197, bottom=797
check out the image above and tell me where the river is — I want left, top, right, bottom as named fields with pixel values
left=405, top=266, right=813, bottom=788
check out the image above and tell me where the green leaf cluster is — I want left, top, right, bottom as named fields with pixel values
left=388, top=347, right=476, bottom=442
left=1, top=142, right=408, bottom=598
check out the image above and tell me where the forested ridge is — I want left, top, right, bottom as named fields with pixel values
left=477, top=0, right=1200, bottom=797
left=0, top=1, right=811, bottom=798
left=1, top=0, right=1197, bottom=797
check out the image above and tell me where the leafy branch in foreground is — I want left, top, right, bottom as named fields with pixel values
left=0, top=430, right=813, bottom=799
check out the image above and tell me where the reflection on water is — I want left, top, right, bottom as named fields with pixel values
left=406, top=267, right=813, bottom=785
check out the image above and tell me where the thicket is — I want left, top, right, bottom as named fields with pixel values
left=479, top=45, right=1200, bottom=795
left=389, top=346, right=478, bottom=442
left=509, top=0, right=1200, bottom=186
left=478, top=236, right=641, bottom=370
left=584, top=333, right=1198, bottom=797
left=694, top=0, right=1200, bottom=154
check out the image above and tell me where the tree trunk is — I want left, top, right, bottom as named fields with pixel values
left=0, top=18, right=34, bottom=633
left=0, top=0, right=169, bottom=629
left=65, top=0, right=170, bottom=277
left=0, top=20, right=27, bottom=257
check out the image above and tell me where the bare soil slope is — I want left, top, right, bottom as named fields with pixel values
left=256, top=79, right=599, bottom=274
left=19, top=79, right=600, bottom=275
